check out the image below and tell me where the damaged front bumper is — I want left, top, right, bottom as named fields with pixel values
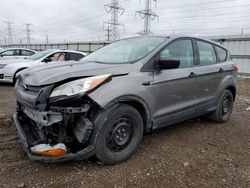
left=13, top=80, right=99, bottom=162
left=14, top=112, right=95, bottom=162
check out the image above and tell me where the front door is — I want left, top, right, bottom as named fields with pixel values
left=152, top=39, right=199, bottom=129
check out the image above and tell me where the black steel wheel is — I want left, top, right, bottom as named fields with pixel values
left=107, top=118, right=133, bottom=152
left=210, top=89, right=234, bottom=123
left=95, top=104, right=143, bottom=164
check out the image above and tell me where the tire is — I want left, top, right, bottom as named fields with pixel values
left=95, top=104, right=143, bottom=164
left=210, top=89, right=234, bottom=123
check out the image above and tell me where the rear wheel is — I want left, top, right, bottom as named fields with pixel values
left=210, top=89, right=234, bottom=123
left=95, top=104, right=143, bottom=164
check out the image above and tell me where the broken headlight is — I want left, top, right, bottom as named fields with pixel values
left=50, top=74, right=111, bottom=98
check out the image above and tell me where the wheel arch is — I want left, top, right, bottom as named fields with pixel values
left=217, top=75, right=236, bottom=101
left=13, top=67, right=28, bottom=82
left=226, top=85, right=236, bottom=101
left=103, top=95, right=152, bottom=132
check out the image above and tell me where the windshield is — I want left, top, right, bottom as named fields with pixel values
left=82, top=36, right=165, bottom=64
left=26, top=50, right=52, bottom=60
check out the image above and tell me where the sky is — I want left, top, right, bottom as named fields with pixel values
left=0, top=0, right=250, bottom=44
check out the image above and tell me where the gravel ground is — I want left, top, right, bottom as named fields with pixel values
left=0, top=79, right=249, bottom=188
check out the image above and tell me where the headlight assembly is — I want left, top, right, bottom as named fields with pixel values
left=50, top=74, right=111, bottom=98
left=0, top=64, right=7, bottom=69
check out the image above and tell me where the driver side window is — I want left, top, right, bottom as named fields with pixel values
left=160, top=39, right=194, bottom=68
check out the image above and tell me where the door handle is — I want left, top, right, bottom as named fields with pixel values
left=219, top=68, right=224, bottom=73
left=189, top=72, right=198, bottom=78
left=142, top=81, right=151, bottom=86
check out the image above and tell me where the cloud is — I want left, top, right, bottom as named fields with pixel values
left=0, top=0, right=250, bottom=44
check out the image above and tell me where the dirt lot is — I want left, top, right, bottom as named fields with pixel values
left=0, top=80, right=249, bottom=188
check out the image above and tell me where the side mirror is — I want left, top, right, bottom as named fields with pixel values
left=159, top=58, right=180, bottom=69
left=43, top=57, right=51, bottom=63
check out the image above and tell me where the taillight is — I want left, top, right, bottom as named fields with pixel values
left=232, top=63, right=238, bottom=71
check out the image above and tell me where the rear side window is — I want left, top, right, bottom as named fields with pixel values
left=68, top=53, right=84, bottom=61
left=21, top=50, right=35, bottom=56
left=160, top=39, right=194, bottom=68
left=215, top=46, right=227, bottom=62
left=197, top=41, right=216, bottom=65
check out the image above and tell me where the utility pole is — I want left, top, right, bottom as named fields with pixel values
left=4, top=21, right=14, bottom=45
left=104, top=26, right=111, bottom=41
left=23, top=23, right=32, bottom=45
left=136, top=0, right=159, bottom=35
left=104, top=0, right=125, bottom=41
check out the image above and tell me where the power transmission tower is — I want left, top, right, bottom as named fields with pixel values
left=4, top=21, right=14, bottom=45
left=0, top=31, right=2, bottom=45
left=241, top=28, right=244, bottom=35
left=46, top=35, right=49, bottom=44
left=136, top=0, right=159, bottom=35
left=104, top=26, right=111, bottom=41
left=23, top=23, right=32, bottom=45
left=4, top=37, right=7, bottom=45
left=104, top=0, right=125, bottom=41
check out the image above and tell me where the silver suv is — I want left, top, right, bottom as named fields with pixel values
left=14, top=36, right=237, bottom=164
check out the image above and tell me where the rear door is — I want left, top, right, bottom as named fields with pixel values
left=21, top=50, right=35, bottom=58
left=193, top=40, right=223, bottom=113
left=67, top=52, right=85, bottom=61
left=152, top=38, right=199, bottom=128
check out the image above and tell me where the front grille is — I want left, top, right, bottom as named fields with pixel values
left=15, top=79, right=42, bottom=109
left=0, top=74, right=3, bottom=79
left=0, top=64, right=6, bottom=69
left=16, top=79, right=51, bottom=111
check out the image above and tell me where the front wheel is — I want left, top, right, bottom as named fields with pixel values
left=210, top=89, right=234, bottom=123
left=95, top=104, right=143, bottom=164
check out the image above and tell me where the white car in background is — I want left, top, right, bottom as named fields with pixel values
left=0, top=49, right=87, bottom=83
left=0, top=48, right=36, bottom=60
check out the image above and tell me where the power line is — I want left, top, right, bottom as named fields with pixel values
left=104, top=0, right=125, bottom=41
left=136, top=0, right=159, bottom=35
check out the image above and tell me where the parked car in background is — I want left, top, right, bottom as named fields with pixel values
left=0, top=49, right=87, bottom=83
left=0, top=48, right=36, bottom=60
left=13, top=36, right=237, bottom=164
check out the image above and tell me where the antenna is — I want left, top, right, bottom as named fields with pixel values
left=136, top=0, right=159, bottom=35
left=104, top=0, right=125, bottom=41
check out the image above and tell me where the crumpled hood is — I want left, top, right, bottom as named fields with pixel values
left=20, top=61, right=130, bottom=86
left=0, top=58, right=31, bottom=65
